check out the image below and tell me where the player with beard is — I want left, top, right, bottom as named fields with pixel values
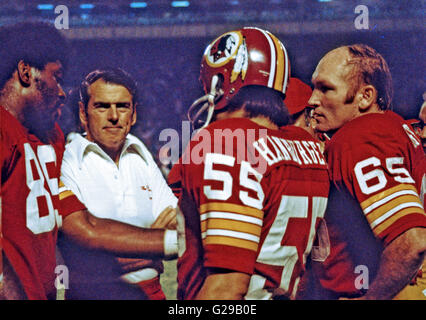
left=169, top=27, right=330, bottom=299
left=0, top=25, right=179, bottom=300
left=0, top=22, right=82, bottom=299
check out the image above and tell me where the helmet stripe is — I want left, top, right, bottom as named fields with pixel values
left=269, top=32, right=285, bottom=94
left=281, top=41, right=289, bottom=94
left=256, top=28, right=276, bottom=89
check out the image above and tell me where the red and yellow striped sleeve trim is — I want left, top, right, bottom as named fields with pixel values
left=199, top=202, right=263, bottom=252
left=57, top=180, right=87, bottom=218
left=204, top=236, right=259, bottom=252
left=58, top=180, right=75, bottom=200
left=201, top=219, right=261, bottom=236
left=200, top=202, right=263, bottom=219
left=360, top=184, right=425, bottom=236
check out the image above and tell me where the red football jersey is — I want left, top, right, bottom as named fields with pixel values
left=313, top=111, right=426, bottom=298
left=169, top=118, right=329, bottom=300
left=0, top=106, right=83, bottom=299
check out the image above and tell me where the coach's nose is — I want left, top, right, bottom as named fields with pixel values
left=108, top=105, right=119, bottom=123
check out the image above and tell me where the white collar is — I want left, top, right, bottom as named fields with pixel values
left=66, top=132, right=149, bottom=166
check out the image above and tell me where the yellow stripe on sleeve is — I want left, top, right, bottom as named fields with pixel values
left=200, top=202, right=263, bottom=219
left=203, top=235, right=258, bottom=252
left=360, top=184, right=419, bottom=210
left=365, top=194, right=423, bottom=226
left=59, top=190, right=75, bottom=201
left=201, top=219, right=262, bottom=237
left=373, top=207, right=426, bottom=236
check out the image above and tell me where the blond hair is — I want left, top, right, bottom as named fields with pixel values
left=343, top=44, right=393, bottom=110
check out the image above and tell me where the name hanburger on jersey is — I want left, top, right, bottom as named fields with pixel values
left=253, top=134, right=326, bottom=168
left=161, top=125, right=326, bottom=175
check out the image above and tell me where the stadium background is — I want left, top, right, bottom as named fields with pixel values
left=1, top=0, right=424, bottom=299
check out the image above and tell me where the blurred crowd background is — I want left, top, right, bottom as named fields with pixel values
left=1, top=0, right=424, bottom=164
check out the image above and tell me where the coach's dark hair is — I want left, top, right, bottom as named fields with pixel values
left=0, top=22, right=69, bottom=90
left=343, top=44, right=393, bottom=110
left=224, top=85, right=290, bottom=127
left=79, top=68, right=139, bottom=110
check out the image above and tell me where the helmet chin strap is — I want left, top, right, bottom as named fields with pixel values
left=202, top=74, right=219, bottom=129
left=187, top=74, right=222, bottom=130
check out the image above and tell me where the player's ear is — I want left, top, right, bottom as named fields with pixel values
left=17, top=60, right=32, bottom=87
left=357, top=85, right=377, bottom=112
left=79, top=101, right=88, bottom=129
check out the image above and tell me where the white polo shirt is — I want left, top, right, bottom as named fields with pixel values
left=60, top=132, right=177, bottom=282
left=61, top=132, right=177, bottom=227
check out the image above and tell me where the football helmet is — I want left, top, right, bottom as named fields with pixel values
left=188, top=27, right=290, bottom=128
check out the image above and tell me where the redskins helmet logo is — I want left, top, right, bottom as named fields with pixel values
left=205, top=31, right=248, bottom=83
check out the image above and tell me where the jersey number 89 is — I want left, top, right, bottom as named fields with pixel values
left=24, top=143, right=62, bottom=234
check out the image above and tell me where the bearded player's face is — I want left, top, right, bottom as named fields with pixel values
left=22, top=61, right=66, bottom=141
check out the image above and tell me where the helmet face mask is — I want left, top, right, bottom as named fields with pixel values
left=188, top=27, right=290, bottom=129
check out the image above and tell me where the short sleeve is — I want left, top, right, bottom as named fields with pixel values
left=197, top=151, right=264, bottom=274
left=58, top=151, right=86, bottom=219
left=328, top=129, right=426, bottom=245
